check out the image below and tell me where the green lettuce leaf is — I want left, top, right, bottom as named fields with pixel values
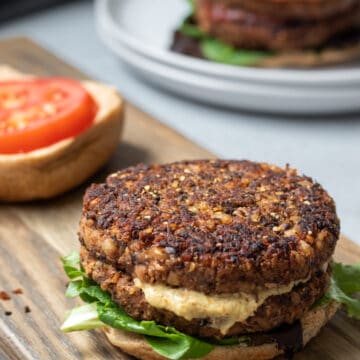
left=61, top=251, right=85, bottom=280
left=61, top=303, right=104, bottom=332
left=62, top=251, right=81, bottom=270
left=320, top=262, right=360, bottom=319
left=98, top=302, right=214, bottom=359
left=332, top=262, right=360, bottom=294
left=147, top=335, right=212, bottom=360
left=178, top=13, right=273, bottom=66
left=201, top=38, right=272, bottom=66
left=60, top=253, right=214, bottom=359
left=65, top=280, right=82, bottom=298
left=180, top=19, right=205, bottom=39
left=187, top=0, right=195, bottom=12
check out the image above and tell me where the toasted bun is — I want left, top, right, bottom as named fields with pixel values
left=257, top=43, right=360, bottom=68
left=0, top=65, right=124, bottom=202
left=103, top=302, right=339, bottom=360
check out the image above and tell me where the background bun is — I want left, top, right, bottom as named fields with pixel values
left=0, top=66, right=124, bottom=202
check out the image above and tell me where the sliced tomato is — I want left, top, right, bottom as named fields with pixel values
left=0, top=78, right=98, bottom=154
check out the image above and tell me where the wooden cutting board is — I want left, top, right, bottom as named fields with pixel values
left=0, top=37, right=359, bottom=360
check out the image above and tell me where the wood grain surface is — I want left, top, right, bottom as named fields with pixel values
left=0, top=38, right=359, bottom=360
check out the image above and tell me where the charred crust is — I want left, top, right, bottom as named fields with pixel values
left=80, top=160, right=339, bottom=292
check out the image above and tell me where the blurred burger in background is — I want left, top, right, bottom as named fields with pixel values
left=171, top=0, right=360, bottom=67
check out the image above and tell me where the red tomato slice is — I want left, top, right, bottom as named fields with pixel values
left=0, top=78, right=98, bottom=154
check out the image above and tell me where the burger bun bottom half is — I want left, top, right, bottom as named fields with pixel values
left=103, top=302, right=339, bottom=360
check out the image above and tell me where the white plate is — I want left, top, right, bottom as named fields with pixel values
left=95, top=0, right=360, bottom=113
left=96, top=0, right=360, bottom=87
left=99, top=28, right=360, bottom=114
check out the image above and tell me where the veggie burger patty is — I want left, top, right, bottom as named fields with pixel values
left=196, top=0, right=360, bottom=50
left=79, top=160, right=339, bottom=338
left=216, top=0, right=358, bottom=20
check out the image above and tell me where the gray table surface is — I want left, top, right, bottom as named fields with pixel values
left=0, top=0, right=359, bottom=245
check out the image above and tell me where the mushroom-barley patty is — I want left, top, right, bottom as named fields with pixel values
left=213, top=0, right=357, bottom=20
left=80, top=160, right=339, bottom=294
left=195, top=0, right=360, bottom=50
left=80, top=246, right=331, bottom=338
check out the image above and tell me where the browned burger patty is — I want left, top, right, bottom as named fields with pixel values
left=80, top=160, right=339, bottom=293
left=214, top=0, right=357, bottom=20
left=195, top=0, right=360, bottom=50
left=80, top=246, right=331, bottom=338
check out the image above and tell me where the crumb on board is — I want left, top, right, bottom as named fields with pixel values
left=12, top=288, right=23, bottom=295
left=4, top=311, right=12, bottom=316
left=0, top=291, right=11, bottom=300
left=24, top=306, right=31, bottom=313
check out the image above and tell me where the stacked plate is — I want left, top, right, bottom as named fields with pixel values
left=96, top=0, right=360, bottom=114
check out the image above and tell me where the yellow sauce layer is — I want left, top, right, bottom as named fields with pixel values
left=134, top=277, right=309, bottom=335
